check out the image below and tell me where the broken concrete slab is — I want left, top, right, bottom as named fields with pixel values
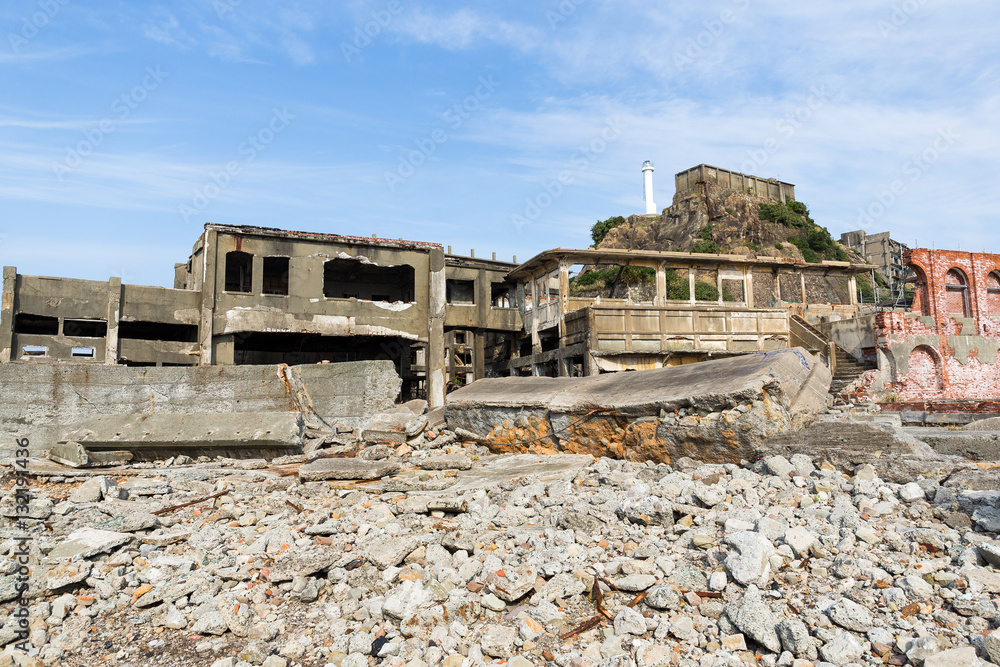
left=965, top=416, right=1000, bottom=431
left=903, top=428, right=1000, bottom=461
left=297, top=458, right=400, bottom=482
left=47, top=528, right=134, bottom=560
left=48, top=441, right=133, bottom=468
left=60, top=412, right=305, bottom=461
left=362, top=411, right=427, bottom=443
left=445, top=348, right=829, bottom=465
left=417, top=454, right=472, bottom=471
left=761, top=416, right=970, bottom=483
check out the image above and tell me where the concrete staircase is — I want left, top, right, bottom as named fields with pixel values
left=790, top=315, right=876, bottom=395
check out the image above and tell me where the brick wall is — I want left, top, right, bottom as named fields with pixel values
left=867, top=249, right=1000, bottom=400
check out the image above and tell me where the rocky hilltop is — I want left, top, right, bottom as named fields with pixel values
left=595, top=181, right=861, bottom=266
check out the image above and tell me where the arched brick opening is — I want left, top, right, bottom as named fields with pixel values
left=910, top=266, right=929, bottom=316
left=944, top=268, right=971, bottom=318
left=906, top=345, right=944, bottom=394
left=987, top=270, right=1000, bottom=316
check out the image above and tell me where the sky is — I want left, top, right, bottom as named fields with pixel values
left=1, top=1, right=998, bottom=288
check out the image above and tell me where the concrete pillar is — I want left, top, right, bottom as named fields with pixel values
left=214, top=334, right=235, bottom=365
left=655, top=264, right=666, bottom=306
left=744, top=267, right=755, bottom=308
left=105, top=277, right=122, bottom=365
left=716, top=270, right=724, bottom=305
left=530, top=273, right=539, bottom=346
left=251, top=254, right=263, bottom=295
left=473, top=331, right=485, bottom=381
left=198, top=229, right=218, bottom=365
left=0, top=267, right=16, bottom=363
left=688, top=270, right=696, bottom=305
left=427, top=247, right=447, bottom=408
left=799, top=272, right=807, bottom=305
left=774, top=270, right=782, bottom=302
left=848, top=274, right=858, bottom=306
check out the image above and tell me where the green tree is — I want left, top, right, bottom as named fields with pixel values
left=591, top=216, right=627, bottom=245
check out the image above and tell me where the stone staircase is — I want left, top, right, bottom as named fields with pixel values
left=790, top=315, right=876, bottom=396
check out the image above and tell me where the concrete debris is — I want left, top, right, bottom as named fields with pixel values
left=445, top=348, right=831, bottom=465
left=3, top=426, right=1000, bottom=667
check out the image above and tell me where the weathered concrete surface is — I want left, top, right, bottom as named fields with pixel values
left=60, top=412, right=304, bottom=461
left=445, top=348, right=829, bottom=465
left=0, top=360, right=400, bottom=457
left=297, top=458, right=400, bottom=481
left=903, top=427, right=1000, bottom=461
left=965, top=416, right=1000, bottom=431
left=761, top=414, right=975, bottom=483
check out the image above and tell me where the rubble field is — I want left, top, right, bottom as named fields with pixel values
left=2, top=424, right=1000, bottom=667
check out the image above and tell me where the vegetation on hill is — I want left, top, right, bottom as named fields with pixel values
left=591, top=216, right=627, bottom=245
left=758, top=200, right=848, bottom=263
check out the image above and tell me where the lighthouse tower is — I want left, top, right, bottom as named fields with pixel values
left=642, top=161, right=656, bottom=215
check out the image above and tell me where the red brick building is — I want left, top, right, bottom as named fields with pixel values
left=870, top=249, right=1000, bottom=400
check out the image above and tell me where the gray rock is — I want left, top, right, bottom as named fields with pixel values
left=762, top=455, right=795, bottom=479
left=365, top=536, right=420, bottom=570
left=724, top=584, right=780, bottom=653
left=418, top=454, right=472, bottom=470
left=616, top=495, right=674, bottom=527
left=644, top=585, right=681, bottom=611
left=725, top=531, right=773, bottom=586
left=191, top=610, right=228, bottom=636
left=69, top=476, right=111, bottom=503
left=613, top=606, right=646, bottom=636
left=977, top=541, right=1000, bottom=568
left=827, top=598, right=873, bottom=633
left=614, top=574, right=656, bottom=592
left=297, top=458, right=400, bottom=481
left=897, top=575, right=934, bottom=599
left=923, top=647, right=978, bottom=667
left=776, top=618, right=812, bottom=657
left=480, top=624, right=517, bottom=658
left=906, top=636, right=941, bottom=666
left=490, top=564, right=538, bottom=602
left=984, top=629, right=1000, bottom=665
left=820, top=632, right=865, bottom=665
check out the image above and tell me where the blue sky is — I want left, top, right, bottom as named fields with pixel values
left=1, top=1, right=998, bottom=287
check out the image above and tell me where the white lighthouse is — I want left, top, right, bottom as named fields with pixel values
left=642, top=160, right=656, bottom=215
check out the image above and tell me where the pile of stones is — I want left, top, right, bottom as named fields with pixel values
left=1, top=440, right=999, bottom=667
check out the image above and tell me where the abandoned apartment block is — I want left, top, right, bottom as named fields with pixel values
left=0, top=224, right=520, bottom=408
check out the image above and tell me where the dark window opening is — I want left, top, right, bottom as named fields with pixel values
left=446, top=279, right=476, bottom=304
left=453, top=331, right=467, bottom=345
left=491, top=283, right=512, bottom=308
left=119, top=321, right=199, bottom=343
left=323, top=259, right=414, bottom=302
left=225, top=251, right=253, bottom=293
left=63, top=318, right=107, bottom=338
left=262, top=256, right=290, bottom=295
left=14, top=314, right=58, bottom=336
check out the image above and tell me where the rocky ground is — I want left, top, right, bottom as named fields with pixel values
left=1, top=426, right=1000, bottom=667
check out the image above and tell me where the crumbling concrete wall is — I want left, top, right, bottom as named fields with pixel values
left=0, top=360, right=400, bottom=457
left=445, top=348, right=829, bottom=465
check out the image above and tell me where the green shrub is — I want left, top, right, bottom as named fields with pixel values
left=692, top=240, right=718, bottom=254
left=572, top=265, right=655, bottom=289
left=591, top=216, right=626, bottom=245
left=774, top=242, right=784, bottom=250
left=694, top=281, right=719, bottom=301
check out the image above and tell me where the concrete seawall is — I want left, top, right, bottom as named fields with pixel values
left=0, top=360, right=400, bottom=456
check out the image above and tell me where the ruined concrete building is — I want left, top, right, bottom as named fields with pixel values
left=488, top=247, right=873, bottom=376
left=0, top=224, right=520, bottom=408
left=862, top=248, right=1000, bottom=400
